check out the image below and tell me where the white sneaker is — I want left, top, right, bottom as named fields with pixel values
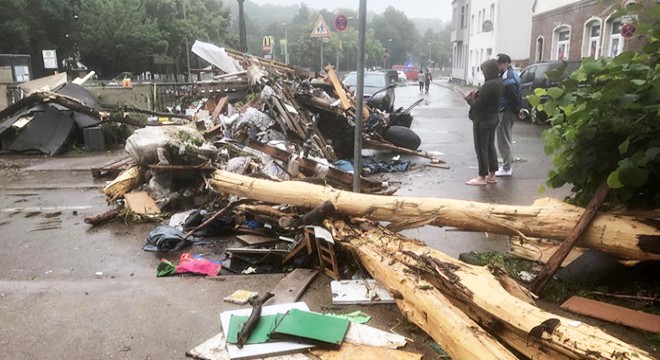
left=495, top=168, right=512, bottom=177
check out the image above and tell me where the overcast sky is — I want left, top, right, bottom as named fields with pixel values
left=247, top=0, right=453, bottom=22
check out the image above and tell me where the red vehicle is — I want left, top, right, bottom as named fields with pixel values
left=392, top=65, right=420, bottom=81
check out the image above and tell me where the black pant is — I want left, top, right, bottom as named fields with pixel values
left=473, top=117, right=499, bottom=176
left=419, top=82, right=424, bottom=91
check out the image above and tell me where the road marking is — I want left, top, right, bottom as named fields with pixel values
left=1, top=205, right=93, bottom=213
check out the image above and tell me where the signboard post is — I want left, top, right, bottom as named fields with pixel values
left=42, top=50, right=58, bottom=70
left=263, top=36, right=275, bottom=59
left=311, top=15, right=332, bottom=71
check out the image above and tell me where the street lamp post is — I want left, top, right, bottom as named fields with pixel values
left=282, top=22, right=289, bottom=65
left=387, top=38, right=392, bottom=69
left=428, top=42, right=432, bottom=69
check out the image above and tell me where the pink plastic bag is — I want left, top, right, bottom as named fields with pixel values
left=176, top=253, right=221, bottom=276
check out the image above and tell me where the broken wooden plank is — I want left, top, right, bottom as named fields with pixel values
left=209, top=171, right=660, bottom=261
left=211, top=95, right=228, bottom=121
left=324, top=65, right=351, bottom=110
left=560, top=296, right=660, bottom=333
left=236, top=235, right=280, bottom=246
left=531, top=181, right=610, bottom=295
left=264, top=268, right=319, bottom=305
left=332, top=220, right=654, bottom=360
left=124, top=191, right=161, bottom=215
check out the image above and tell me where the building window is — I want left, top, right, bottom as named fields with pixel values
left=583, top=19, right=601, bottom=59
left=553, top=26, right=570, bottom=60
left=490, top=4, right=494, bottom=21
left=471, top=14, right=475, bottom=35
left=465, top=5, right=469, bottom=29
left=460, top=6, right=465, bottom=29
left=607, top=19, right=623, bottom=57
left=536, top=36, right=544, bottom=62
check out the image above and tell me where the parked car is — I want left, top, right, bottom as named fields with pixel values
left=342, top=71, right=396, bottom=112
left=519, top=60, right=581, bottom=124
left=396, top=70, right=408, bottom=84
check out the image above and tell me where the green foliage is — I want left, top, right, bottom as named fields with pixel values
left=531, top=4, right=660, bottom=208
left=470, top=251, right=533, bottom=279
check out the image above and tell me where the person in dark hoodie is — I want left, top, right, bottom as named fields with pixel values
left=462, top=59, right=504, bottom=185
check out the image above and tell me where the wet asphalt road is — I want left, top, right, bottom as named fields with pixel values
left=0, top=78, right=567, bottom=359
left=374, top=78, right=567, bottom=258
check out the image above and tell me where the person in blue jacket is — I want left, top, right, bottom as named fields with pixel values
left=494, top=53, right=522, bottom=177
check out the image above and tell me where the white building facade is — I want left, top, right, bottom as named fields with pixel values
left=451, top=0, right=534, bottom=85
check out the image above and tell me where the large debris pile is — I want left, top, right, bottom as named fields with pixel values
left=3, top=46, right=656, bottom=359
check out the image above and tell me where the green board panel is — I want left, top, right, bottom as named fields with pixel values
left=271, top=309, right=350, bottom=346
left=226, top=314, right=283, bottom=345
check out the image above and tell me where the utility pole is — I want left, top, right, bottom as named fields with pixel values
left=183, top=0, right=191, bottom=82
left=353, top=0, right=367, bottom=193
left=238, top=0, right=248, bottom=53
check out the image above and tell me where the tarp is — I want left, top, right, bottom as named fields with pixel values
left=191, top=40, right=244, bottom=74
left=55, top=84, right=100, bottom=128
left=8, top=105, right=75, bottom=155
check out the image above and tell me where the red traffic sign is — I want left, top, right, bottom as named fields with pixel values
left=335, top=14, right=348, bottom=32
left=620, top=23, right=636, bottom=39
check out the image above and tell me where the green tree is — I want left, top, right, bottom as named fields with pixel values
left=369, top=7, right=419, bottom=67
left=532, top=4, right=660, bottom=208
left=79, top=0, right=165, bottom=77
left=0, top=0, right=78, bottom=76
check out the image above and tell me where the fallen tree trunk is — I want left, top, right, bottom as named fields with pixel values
left=342, top=235, right=519, bottom=359
left=330, top=219, right=653, bottom=360
left=209, top=171, right=660, bottom=260
left=0, top=91, right=147, bottom=127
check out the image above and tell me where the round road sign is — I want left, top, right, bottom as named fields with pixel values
left=335, top=14, right=348, bottom=32
left=620, top=23, right=636, bottom=39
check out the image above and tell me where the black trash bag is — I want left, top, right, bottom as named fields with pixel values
left=144, top=225, right=202, bottom=252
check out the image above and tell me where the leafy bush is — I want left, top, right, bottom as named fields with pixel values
left=531, top=5, right=660, bottom=208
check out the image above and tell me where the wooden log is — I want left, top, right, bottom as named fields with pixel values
left=83, top=208, right=122, bottom=226
left=331, top=220, right=653, bottom=360
left=208, top=171, right=660, bottom=261
left=339, top=231, right=518, bottom=359
left=531, top=181, right=610, bottom=295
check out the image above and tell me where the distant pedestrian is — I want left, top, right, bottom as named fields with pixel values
left=424, top=69, right=433, bottom=94
left=462, top=59, right=504, bottom=186
left=418, top=70, right=425, bottom=92
left=494, top=54, right=522, bottom=177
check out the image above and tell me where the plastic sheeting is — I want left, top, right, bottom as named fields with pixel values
left=191, top=40, right=244, bottom=74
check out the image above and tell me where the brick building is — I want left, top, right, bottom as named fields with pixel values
left=530, top=0, right=649, bottom=62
